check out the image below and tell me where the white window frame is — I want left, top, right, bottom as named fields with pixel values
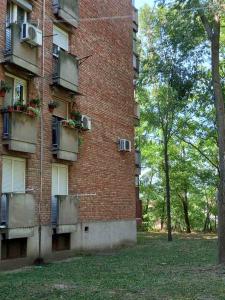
left=7, top=2, right=27, bottom=24
left=5, top=72, right=27, bottom=104
left=53, top=25, right=69, bottom=56
left=52, top=163, right=68, bottom=196
left=2, top=156, right=26, bottom=193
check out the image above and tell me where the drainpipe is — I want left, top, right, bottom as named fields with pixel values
left=36, top=0, right=45, bottom=264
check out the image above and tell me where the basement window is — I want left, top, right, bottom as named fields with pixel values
left=1, top=238, right=27, bottom=260
left=52, top=233, right=70, bottom=251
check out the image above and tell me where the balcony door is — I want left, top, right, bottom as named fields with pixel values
left=51, top=164, right=68, bottom=225
left=6, top=2, right=28, bottom=51
left=52, top=164, right=68, bottom=196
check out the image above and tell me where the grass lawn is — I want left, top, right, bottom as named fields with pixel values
left=0, top=232, right=225, bottom=300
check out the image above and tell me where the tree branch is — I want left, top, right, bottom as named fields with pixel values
left=199, top=13, right=213, bottom=40
left=175, top=134, right=220, bottom=174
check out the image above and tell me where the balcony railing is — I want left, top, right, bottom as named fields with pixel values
left=135, top=150, right=141, bottom=168
left=52, top=117, right=79, bottom=161
left=133, top=54, right=140, bottom=76
left=53, top=0, right=80, bottom=27
left=2, top=111, right=38, bottom=154
left=0, top=193, right=36, bottom=238
left=4, top=23, right=39, bottom=76
left=53, top=50, right=79, bottom=93
left=134, top=102, right=140, bottom=126
left=51, top=195, right=80, bottom=233
left=132, top=7, right=138, bottom=32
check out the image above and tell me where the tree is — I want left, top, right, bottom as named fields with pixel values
left=157, top=0, right=225, bottom=264
left=138, top=3, right=219, bottom=239
left=138, top=5, right=205, bottom=240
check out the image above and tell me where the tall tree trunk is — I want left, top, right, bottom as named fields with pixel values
left=199, top=0, right=225, bottom=263
left=182, top=189, right=191, bottom=233
left=164, top=139, right=172, bottom=241
left=211, top=14, right=225, bottom=264
left=161, top=198, right=165, bottom=230
left=203, top=213, right=211, bottom=232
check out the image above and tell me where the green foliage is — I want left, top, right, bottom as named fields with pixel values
left=137, top=2, right=219, bottom=233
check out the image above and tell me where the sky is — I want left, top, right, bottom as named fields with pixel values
left=136, top=0, right=154, bottom=9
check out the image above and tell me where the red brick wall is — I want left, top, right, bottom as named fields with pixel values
left=0, top=0, right=136, bottom=224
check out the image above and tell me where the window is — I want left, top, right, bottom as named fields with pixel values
left=5, top=73, right=27, bottom=105
left=53, top=25, right=69, bottom=56
left=6, top=1, right=28, bottom=24
left=52, top=164, right=68, bottom=196
left=2, top=156, right=26, bottom=193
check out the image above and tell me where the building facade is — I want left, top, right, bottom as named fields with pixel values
left=0, top=0, right=140, bottom=267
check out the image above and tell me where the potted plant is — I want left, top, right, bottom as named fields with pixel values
left=71, top=111, right=82, bottom=121
left=62, top=119, right=68, bottom=126
left=27, top=106, right=40, bottom=117
left=29, top=98, right=41, bottom=108
left=7, top=105, right=14, bottom=113
left=0, top=81, right=11, bottom=97
left=13, top=100, right=24, bottom=112
left=48, top=100, right=59, bottom=113
left=74, top=119, right=82, bottom=129
left=68, top=119, right=75, bottom=128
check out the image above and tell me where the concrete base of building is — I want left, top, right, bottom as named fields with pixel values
left=0, top=219, right=137, bottom=270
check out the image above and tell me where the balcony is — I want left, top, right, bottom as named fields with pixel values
left=52, top=118, right=79, bottom=161
left=51, top=195, right=80, bottom=233
left=134, top=102, right=140, bottom=126
left=0, top=193, right=36, bottom=239
left=4, top=23, right=39, bottom=76
left=135, top=150, right=141, bottom=167
left=135, top=150, right=141, bottom=175
left=133, top=54, right=140, bottom=78
left=53, top=0, right=79, bottom=27
left=133, top=39, right=138, bottom=55
left=2, top=111, right=38, bottom=153
left=132, top=7, right=138, bottom=32
left=53, top=50, right=79, bottom=93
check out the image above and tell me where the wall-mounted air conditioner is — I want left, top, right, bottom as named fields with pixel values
left=21, top=23, right=43, bottom=46
left=118, top=139, right=131, bottom=152
left=81, top=115, right=92, bottom=131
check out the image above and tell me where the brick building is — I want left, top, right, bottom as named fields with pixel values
left=0, top=0, right=141, bottom=267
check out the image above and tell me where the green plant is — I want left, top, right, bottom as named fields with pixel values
left=74, top=120, right=82, bottom=129
left=0, top=81, right=11, bottom=93
left=27, top=106, right=40, bottom=117
left=48, top=100, right=59, bottom=109
left=71, top=111, right=82, bottom=120
left=68, top=119, right=75, bottom=127
left=29, top=98, right=41, bottom=107
left=78, top=136, right=83, bottom=146
left=14, top=100, right=23, bottom=107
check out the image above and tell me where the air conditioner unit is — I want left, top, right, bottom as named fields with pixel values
left=21, top=23, right=42, bottom=46
left=81, top=115, right=92, bottom=131
left=119, top=139, right=131, bottom=152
